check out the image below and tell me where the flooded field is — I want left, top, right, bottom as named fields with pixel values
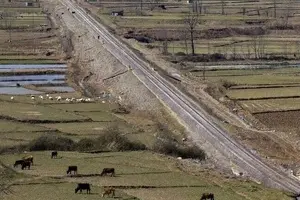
left=0, top=64, right=73, bottom=94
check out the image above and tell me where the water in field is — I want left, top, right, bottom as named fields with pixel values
left=0, top=64, right=74, bottom=94
left=0, top=87, right=43, bottom=95
left=0, top=64, right=67, bottom=71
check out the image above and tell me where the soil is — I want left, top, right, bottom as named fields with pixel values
left=255, top=111, right=300, bottom=132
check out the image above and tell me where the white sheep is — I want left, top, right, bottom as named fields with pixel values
left=10, top=96, right=14, bottom=100
left=31, top=96, right=35, bottom=100
left=49, top=96, right=53, bottom=100
left=56, top=96, right=62, bottom=101
left=39, top=95, right=44, bottom=100
left=46, top=94, right=49, bottom=97
left=76, top=98, right=83, bottom=102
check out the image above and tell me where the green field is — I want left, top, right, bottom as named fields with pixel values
left=95, top=0, right=300, bottom=57
left=0, top=101, right=89, bottom=122
left=239, top=98, right=300, bottom=113
left=0, top=92, right=142, bottom=147
left=0, top=151, right=294, bottom=200
left=227, top=87, right=300, bottom=100
left=194, top=67, right=300, bottom=114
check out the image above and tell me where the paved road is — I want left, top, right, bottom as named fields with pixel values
left=60, top=0, right=300, bottom=193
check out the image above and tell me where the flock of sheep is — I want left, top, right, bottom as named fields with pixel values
left=9, top=94, right=101, bottom=103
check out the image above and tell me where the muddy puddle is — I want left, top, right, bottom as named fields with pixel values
left=0, top=64, right=74, bottom=95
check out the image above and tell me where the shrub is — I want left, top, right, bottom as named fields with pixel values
left=28, top=135, right=75, bottom=151
left=76, top=127, right=146, bottom=152
left=220, top=79, right=236, bottom=89
left=152, top=138, right=206, bottom=160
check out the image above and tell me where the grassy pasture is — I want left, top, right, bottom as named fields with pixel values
left=0, top=120, right=49, bottom=132
left=226, top=87, right=300, bottom=100
left=195, top=67, right=300, bottom=77
left=0, top=151, right=293, bottom=200
left=239, top=98, right=300, bottom=113
left=0, top=92, right=148, bottom=149
left=0, top=101, right=89, bottom=122
left=207, top=74, right=300, bottom=85
left=0, top=8, right=42, bottom=13
left=49, top=102, right=117, bottom=112
left=39, top=122, right=116, bottom=136
left=77, top=111, right=118, bottom=122
left=2, top=182, right=137, bottom=200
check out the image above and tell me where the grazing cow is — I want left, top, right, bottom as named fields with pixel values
left=14, top=160, right=24, bottom=168
left=67, top=166, right=77, bottom=174
left=22, top=155, right=33, bottom=165
left=100, top=168, right=115, bottom=177
left=102, top=187, right=115, bottom=197
left=75, top=183, right=90, bottom=194
left=21, top=161, right=31, bottom=170
left=51, top=151, right=58, bottom=159
left=200, top=193, right=214, bottom=200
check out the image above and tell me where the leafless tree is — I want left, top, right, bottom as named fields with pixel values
left=140, top=0, right=143, bottom=15
left=184, top=13, right=199, bottom=55
left=2, top=12, right=13, bottom=43
left=283, top=0, right=292, bottom=28
left=251, top=36, right=266, bottom=59
left=182, top=29, right=189, bottom=54
left=192, top=0, right=203, bottom=15
left=273, top=0, right=277, bottom=18
left=221, top=0, right=225, bottom=15
left=230, top=38, right=237, bottom=60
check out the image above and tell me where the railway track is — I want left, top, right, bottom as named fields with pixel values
left=60, top=0, right=300, bottom=193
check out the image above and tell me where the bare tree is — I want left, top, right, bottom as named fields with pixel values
left=251, top=36, right=266, bottom=59
left=184, top=13, right=199, bottom=55
left=182, top=29, right=189, bottom=54
left=140, top=0, right=143, bottom=15
left=221, top=0, right=225, bottom=15
left=283, top=0, right=292, bottom=28
left=273, top=0, right=277, bottom=18
left=192, top=0, right=203, bottom=15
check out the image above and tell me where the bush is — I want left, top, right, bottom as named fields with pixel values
left=76, top=127, right=146, bottom=152
left=28, top=135, right=75, bottom=151
left=152, top=139, right=206, bottom=160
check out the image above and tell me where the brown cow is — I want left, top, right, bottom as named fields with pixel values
left=102, top=187, right=115, bottom=197
left=100, top=168, right=115, bottom=177
left=200, top=193, right=214, bottom=200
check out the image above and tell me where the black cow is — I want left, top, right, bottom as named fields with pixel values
left=75, top=183, right=91, bottom=194
left=100, top=168, right=115, bottom=177
left=200, top=193, right=214, bottom=200
left=21, top=161, right=31, bottom=170
left=14, top=160, right=24, bottom=168
left=51, top=151, right=58, bottom=159
left=67, top=166, right=77, bottom=174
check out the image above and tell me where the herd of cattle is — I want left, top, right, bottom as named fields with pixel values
left=13, top=151, right=116, bottom=197
left=12, top=151, right=215, bottom=199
